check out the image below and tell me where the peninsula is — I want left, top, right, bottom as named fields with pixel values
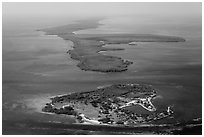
left=40, top=18, right=185, bottom=72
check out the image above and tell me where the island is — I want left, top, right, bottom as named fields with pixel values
left=42, top=83, right=173, bottom=126
left=40, top=18, right=185, bottom=72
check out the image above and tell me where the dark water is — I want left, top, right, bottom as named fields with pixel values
left=2, top=15, right=201, bottom=134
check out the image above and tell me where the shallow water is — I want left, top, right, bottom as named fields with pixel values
left=2, top=14, right=201, bottom=134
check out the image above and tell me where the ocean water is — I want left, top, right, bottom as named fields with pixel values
left=2, top=14, right=201, bottom=134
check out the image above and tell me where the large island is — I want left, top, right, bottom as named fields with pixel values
left=42, top=83, right=201, bottom=134
left=42, top=83, right=173, bottom=125
left=40, top=18, right=185, bottom=72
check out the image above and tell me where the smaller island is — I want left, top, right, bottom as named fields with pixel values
left=42, top=83, right=173, bottom=126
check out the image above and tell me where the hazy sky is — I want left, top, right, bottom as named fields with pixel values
left=3, top=2, right=201, bottom=18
